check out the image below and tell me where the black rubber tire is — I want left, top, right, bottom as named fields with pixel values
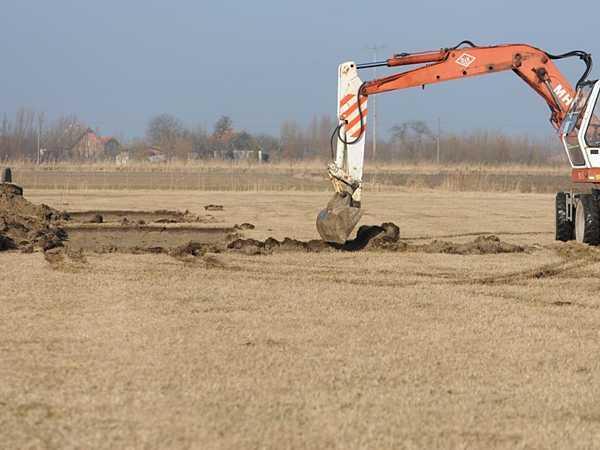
left=555, top=192, right=574, bottom=242
left=574, top=194, right=600, bottom=245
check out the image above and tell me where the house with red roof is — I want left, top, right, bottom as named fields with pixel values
left=70, top=128, right=120, bottom=160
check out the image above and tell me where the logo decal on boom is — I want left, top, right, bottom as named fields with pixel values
left=455, top=53, right=476, bottom=68
left=553, top=84, right=574, bottom=108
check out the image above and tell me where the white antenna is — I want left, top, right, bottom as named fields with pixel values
left=436, top=117, right=441, bottom=164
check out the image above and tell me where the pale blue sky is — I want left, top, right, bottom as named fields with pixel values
left=1, top=0, right=598, bottom=139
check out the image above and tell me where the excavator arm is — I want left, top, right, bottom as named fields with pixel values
left=316, top=41, right=594, bottom=243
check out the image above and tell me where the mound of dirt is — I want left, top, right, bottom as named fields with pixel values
left=226, top=223, right=526, bottom=256
left=234, top=223, right=256, bottom=231
left=0, top=234, right=16, bottom=251
left=0, top=184, right=68, bottom=252
left=43, top=247, right=88, bottom=271
left=553, top=241, right=600, bottom=260
left=0, top=184, right=68, bottom=222
left=415, top=235, right=526, bottom=255
left=343, top=223, right=403, bottom=251
left=226, top=223, right=402, bottom=255
left=169, top=241, right=223, bottom=258
left=89, top=214, right=103, bottom=224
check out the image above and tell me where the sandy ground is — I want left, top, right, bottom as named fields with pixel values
left=2, top=189, right=600, bottom=449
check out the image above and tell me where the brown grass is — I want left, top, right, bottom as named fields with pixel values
left=2, top=160, right=575, bottom=193
left=2, top=158, right=567, bottom=174
left=2, top=189, right=600, bottom=448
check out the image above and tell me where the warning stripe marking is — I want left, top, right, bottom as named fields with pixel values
left=338, top=90, right=368, bottom=141
left=350, top=127, right=366, bottom=138
left=339, top=94, right=354, bottom=108
left=340, top=96, right=368, bottom=119
left=345, top=108, right=368, bottom=131
left=345, top=108, right=368, bottom=138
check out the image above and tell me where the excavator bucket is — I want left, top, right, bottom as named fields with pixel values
left=316, top=192, right=363, bottom=244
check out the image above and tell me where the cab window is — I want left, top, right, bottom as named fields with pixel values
left=563, top=84, right=593, bottom=166
left=585, top=92, right=600, bottom=148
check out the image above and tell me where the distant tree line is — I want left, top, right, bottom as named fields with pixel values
left=139, top=115, right=565, bottom=164
left=0, top=108, right=565, bottom=165
left=0, top=109, right=90, bottom=162
left=137, top=114, right=336, bottom=162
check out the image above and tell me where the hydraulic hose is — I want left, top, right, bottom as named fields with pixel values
left=546, top=50, right=593, bottom=88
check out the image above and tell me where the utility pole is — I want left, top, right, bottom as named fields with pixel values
left=366, top=44, right=386, bottom=161
left=36, top=112, right=44, bottom=165
left=436, top=117, right=441, bottom=165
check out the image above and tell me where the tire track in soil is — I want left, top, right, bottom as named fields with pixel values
left=467, top=257, right=599, bottom=285
left=437, top=245, right=600, bottom=285
left=222, top=240, right=600, bottom=288
left=402, top=231, right=552, bottom=241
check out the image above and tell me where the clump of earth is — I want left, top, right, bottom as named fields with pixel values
left=415, top=235, right=526, bottom=255
left=226, top=222, right=527, bottom=255
left=0, top=184, right=68, bottom=252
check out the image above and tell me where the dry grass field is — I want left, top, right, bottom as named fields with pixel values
left=2, top=185, right=600, bottom=448
left=5, top=160, right=576, bottom=193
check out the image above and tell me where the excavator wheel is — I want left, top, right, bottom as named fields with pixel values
left=555, top=192, right=574, bottom=242
left=574, top=194, right=600, bottom=245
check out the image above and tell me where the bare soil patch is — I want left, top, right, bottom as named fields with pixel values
left=0, top=186, right=237, bottom=255
left=226, top=223, right=528, bottom=256
left=64, top=224, right=238, bottom=253
left=2, top=188, right=531, bottom=257
left=67, top=209, right=220, bottom=224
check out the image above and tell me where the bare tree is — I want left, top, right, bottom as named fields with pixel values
left=280, top=121, right=305, bottom=160
left=0, top=114, right=10, bottom=161
left=191, top=125, right=210, bottom=158
left=213, top=116, right=233, bottom=141
left=390, top=120, right=435, bottom=160
left=43, top=115, right=86, bottom=160
left=146, top=114, right=184, bottom=156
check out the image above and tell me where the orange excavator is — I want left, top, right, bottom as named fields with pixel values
left=316, top=41, right=600, bottom=244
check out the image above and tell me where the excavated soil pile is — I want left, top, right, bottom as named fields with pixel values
left=227, top=223, right=402, bottom=255
left=169, top=242, right=224, bottom=258
left=553, top=241, right=600, bottom=260
left=0, top=184, right=68, bottom=252
left=415, top=235, right=526, bottom=255
left=226, top=223, right=527, bottom=255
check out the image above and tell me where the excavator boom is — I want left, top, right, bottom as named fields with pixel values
left=317, top=41, right=596, bottom=244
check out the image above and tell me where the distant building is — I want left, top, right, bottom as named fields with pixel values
left=211, top=148, right=268, bottom=162
left=70, top=128, right=120, bottom=160
left=115, top=151, right=130, bottom=166
left=141, top=146, right=167, bottom=163
left=102, top=137, right=120, bottom=157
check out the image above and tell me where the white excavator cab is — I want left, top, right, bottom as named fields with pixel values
left=561, top=80, right=600, bottom=170
left=556, top=80, right=600, bottom=245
